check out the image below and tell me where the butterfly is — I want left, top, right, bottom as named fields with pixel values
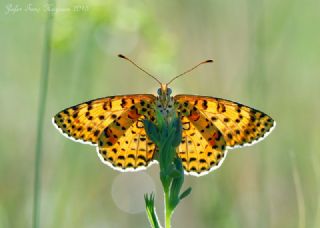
left=53, top=54, right=276, bottom=176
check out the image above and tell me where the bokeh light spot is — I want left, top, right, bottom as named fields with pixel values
left=111, top=172, right=155, bottom=214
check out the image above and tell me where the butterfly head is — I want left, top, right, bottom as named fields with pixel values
left=157, top=84, right=172, bottom=96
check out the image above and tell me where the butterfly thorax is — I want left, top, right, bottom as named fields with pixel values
left=156, top=84, right=175, bottom=118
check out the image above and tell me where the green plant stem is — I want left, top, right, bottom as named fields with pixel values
left=164, top=190, right=172, bottom=228
left=144, top=111, right=190, bottom=228
left=32, top=1, right=55, bottom=228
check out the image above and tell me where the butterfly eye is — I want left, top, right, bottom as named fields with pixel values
left=167, top=88, right=172, bottom=95
left=157, top=88, right=162, bottom=95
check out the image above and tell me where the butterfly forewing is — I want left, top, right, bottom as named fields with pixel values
left=174, top=95, right=275, bottom=149
left=53, top=95, right=156, bottom=145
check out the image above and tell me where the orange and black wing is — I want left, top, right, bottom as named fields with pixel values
left=53, top=95, right=158, bottom=171
left=174, top=95, right=275, bottom=176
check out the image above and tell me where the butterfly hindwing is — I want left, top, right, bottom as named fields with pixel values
left=53, top=95, right=156, bottom=145
left=98, top=103, right=157, bottom=171
left=175, top=95, right=275, bottom=149
left=176, top=104, right=227, bottom=176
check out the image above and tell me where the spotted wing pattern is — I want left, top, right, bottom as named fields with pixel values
left=175, top=95, right=275, bottom=149
left=175, top=103, right=227, bottom=176
left=53, top=95, right=156, bottom=145
left=98, top=112, right=156, bottom=171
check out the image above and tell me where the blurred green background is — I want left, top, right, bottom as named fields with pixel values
left=1, top=0, right=320, bottom=227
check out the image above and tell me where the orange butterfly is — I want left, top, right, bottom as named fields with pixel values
left=53, top=55, right=275, bottom=176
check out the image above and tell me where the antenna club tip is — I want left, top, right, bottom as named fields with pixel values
left=118, top=54, right=126, bottom=59
left=206, top=59, right=214, bottom=63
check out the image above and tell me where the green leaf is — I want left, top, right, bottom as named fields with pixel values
left=144, top=193, right=161, bottom=228
left=169, top=167, right=181, bottom=179
left=171, top=116, right=182, bottom=147
left=155, top=109, right=166, bottom=129
left=143, top=119, right=160, bottom=145
left=179, top=187, right=192, bottom=201
left=159, top=131, right=176, bottom=172
left=169, top=158, right=185, bottom=210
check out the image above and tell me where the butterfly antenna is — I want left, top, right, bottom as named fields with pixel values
left=167, top=59, right=214, bottom=85
left=118, top=54, right=162, bottom=85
